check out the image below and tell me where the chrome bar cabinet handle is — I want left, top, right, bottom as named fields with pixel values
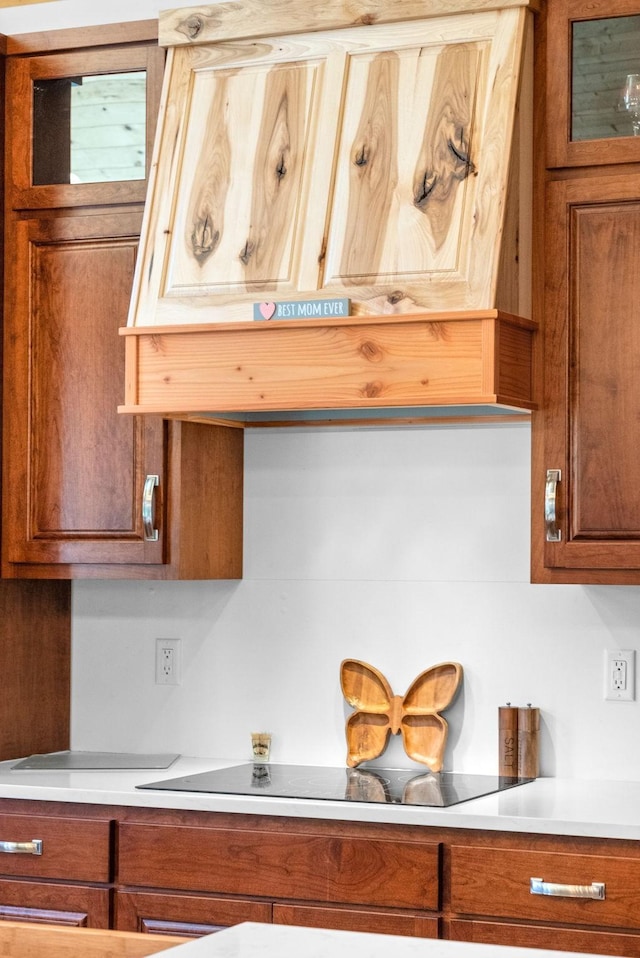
left=544, top=469, right=561, bottom=542
left=142, top=474, right=159, bottom=541
left=530, top=877, right=605, bottom=900
left=0, top=839, right=42, bottom=856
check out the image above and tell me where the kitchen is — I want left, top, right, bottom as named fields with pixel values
left=1, top=0, right=640, bottom=953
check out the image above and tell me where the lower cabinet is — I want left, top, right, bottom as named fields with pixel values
left=3, top=798, right=640, bottom=952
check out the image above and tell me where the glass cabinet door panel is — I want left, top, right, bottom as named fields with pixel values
left=571, top=15, right=640, bottom=142
left=33, top=71, right=147, bottom=185
left=6, top=43, right=164, bottom=210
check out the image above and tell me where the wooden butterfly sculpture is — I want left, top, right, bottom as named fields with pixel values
left=340, top=659, right=463, bottom=770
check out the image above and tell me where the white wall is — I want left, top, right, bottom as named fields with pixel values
left=71, top=423, right=640, bottom=780
left=5, top=1, right=640, bottom=782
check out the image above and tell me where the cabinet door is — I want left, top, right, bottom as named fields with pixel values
left=546, top=0, right=640, bottom=169
left=132, top=7, right=527, bottom=325
left=116, top=891, right=271, bottom=938
left=533, top=172, right=640, bottom=581
left=2, top=209, right=166, bottom=569
left=5, top=43, right=163, bottom=210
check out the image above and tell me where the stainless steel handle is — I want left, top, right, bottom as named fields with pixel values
left=530, top=877, right=605, bottom=900
left=142, top=474, right=159, bottom=541
left=0, top=839, right=42, bottom=856
left=545, top=469, right=561, bottom=542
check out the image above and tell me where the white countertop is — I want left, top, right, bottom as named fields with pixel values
left=0, top=755, right=636, bottom=841
left=158, top=923, right=606, bottom=957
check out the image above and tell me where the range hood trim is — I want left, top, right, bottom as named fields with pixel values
left=120, top=310, right=537, bottom=422
left=159, top=0, right=541, bottom=48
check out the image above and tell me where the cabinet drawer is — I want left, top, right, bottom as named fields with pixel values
left=450, top=918, right=640, bottom=957
left=451, top=845, right=640, bottom=929
left=274, top=903, right=439, bottom=937
left=0, top=815, right=111, bottom=882
left=0, top=878, right=110, bottom=928
left=116, top=890, right=271, bottom=937
left=119, top=823, right=440, bottom=910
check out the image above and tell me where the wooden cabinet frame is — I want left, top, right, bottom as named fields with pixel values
left=546, top=0, right=640, bottom=169
left=532, top=0, right=640, bottom=582
left=1, top=27, right=244, bottom=579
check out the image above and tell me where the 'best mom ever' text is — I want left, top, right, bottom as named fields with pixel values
left=253, top=298, right=350, bottom=321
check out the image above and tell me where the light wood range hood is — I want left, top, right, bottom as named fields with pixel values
left=120, top=0, right=538, bottom=427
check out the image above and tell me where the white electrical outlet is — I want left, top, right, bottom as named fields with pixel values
left=604, top=649, right=635, bottom=701
left=155, top=638, right=182, bottom=686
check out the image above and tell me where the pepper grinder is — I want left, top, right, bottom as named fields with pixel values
left=517, top=705, right=540, bottom=778
left=498, top=704, right=519, bottom=777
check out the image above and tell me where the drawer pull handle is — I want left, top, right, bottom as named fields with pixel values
left=545, top=469, right=561, bottom=542
left=530, top=877, right=605, bottom=900
left=142, top=474, right=159, bottom=541
left=0, top=839, right=42, bottom=856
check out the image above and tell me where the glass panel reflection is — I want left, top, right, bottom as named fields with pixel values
left=33, top=71, right=146, bottom=185
left=572, top=15, right=640, bottom=141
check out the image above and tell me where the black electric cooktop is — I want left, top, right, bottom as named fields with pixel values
left=137, top=763, right=533, bottom=807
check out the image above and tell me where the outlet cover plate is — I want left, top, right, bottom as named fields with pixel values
left=604, top=649, right=635, bottom=702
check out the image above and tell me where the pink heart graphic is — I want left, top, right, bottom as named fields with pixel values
left=259, top=302, right=276, bottom=320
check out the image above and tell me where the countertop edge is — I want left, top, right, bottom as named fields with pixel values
left=0, top=758, right=636, bottom=841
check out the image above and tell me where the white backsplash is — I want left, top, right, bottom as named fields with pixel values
left=72, top=422, right=640, bottom=780
left=9, top=0, right=638, bottom=784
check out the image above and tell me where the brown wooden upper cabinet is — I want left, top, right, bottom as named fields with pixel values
left=1, top=36, right=243, bottom=579
left=546, top=0, right=640, bottom=168
left=532, top=0, right=640, bottom=583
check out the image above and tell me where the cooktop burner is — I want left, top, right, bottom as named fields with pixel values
left=137, top=763, right=533, bottom=807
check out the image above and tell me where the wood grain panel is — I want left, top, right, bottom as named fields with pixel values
left=451, top=844, right=640, bottom=929
left=325, top=35, right=485, bottom=289
left=3, top=211, right=165, bottom=567
left=337, top=50, right=398, bottom=279
left=116, top=891, right=271, bottom=937
left=132, top=8, right=529, bottom=326
left=412, top=44, right=479, bottom=251
left=159, top=0, right=540, bottom=47
left=0, top=815, right=111, bottom=882
left=0, top=581, right=70, bottom=760
left=176, top=60, right=316, bottom=292
left=274, top=902, right=439, bottom=937
left=537, top=172, right=640, bottom=577
left=0, top=922, right=187, bottom=958
left=570, top=200, right=640, bottom=537
left=0, top=879, right=109, bottom=929
left=120, top=313, right=536, bottom=414
left=33, top=239, right=139, bottom=534
left=118, top=823, right=440, bottom=910
left=450, top=918, right=640, bottom=957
